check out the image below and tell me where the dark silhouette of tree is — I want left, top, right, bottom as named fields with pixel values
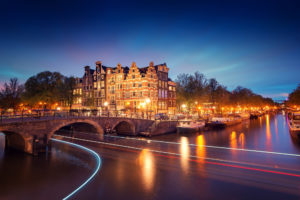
left=0, top=78, right=24, bottom=112
left=22, top=71, right=64, bottom=107
left=176, top=72, right=274, bottom=109
left=288, top=84, right=300, bottom=106
left=58, top=76, right=78, bottom=110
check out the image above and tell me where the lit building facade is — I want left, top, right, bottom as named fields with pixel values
left=73, top=61, right=176, bottom=114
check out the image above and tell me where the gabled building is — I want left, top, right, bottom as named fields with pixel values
left=73, top=61, right=176, bottom=114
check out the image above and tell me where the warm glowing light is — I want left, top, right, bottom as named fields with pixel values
left=196, top=135, right=206, bottom=161
left=57, top=107, right=61, bottom=111
left=181, top=104, right=186, bottom=108
left=230, top=131, right=237, bottom=148
left=239, top=133, right=245, bottom=148
left=145, top=98, right=151, bottom=104
left=180, top=137, right=190, bottom=173
left=104, top=101, right=108, bottom=106
left=139, top=149, right=155, bottom=191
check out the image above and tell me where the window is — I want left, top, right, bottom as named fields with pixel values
left=133, top=69, right=135, bottom=72
left=139, top=83, right=142, bottom=87
left=148, top=83, right=150, bottom=87
left=132, top=75, right=135, bottom=79
left=151, top=74, right=153, bottom=78
left=133, top=83, right=136, bottom=87
left=132, top=92, right=136, bottom=97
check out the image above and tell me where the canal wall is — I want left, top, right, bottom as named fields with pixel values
left=147, top=120, right=177, bottom=136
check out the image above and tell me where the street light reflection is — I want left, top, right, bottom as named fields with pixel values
left=180, top=137, right=190, bottom=174
left=265, top=114, right=272, bottom=149
left=196, top=135, right=206, bottom=159
left=238, top=133, right=245, bottom=148
left=230, top=131, right=237, bottom=149
left=139, top=149, right=155, bottom=191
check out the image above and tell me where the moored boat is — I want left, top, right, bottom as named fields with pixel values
left=237, top=113, right=250, bottom=120
left=206, top=115, right=242, bottom=129
left=287, top=112, right=300, bottom=139
left=177, top=120, right=205, bottom=133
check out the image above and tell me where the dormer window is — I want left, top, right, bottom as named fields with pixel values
left=133, top=69, right=135, bottom=72
left=132, top=75, right=135, bottom=79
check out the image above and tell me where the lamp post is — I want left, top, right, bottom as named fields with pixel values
left=104, top=101, right=109, bottom=117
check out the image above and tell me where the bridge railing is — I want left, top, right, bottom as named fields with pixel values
left=0, top=111, right=164, bottom=124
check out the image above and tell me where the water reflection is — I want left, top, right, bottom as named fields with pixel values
left=266, top=115, right=272, bottom=149
left=238, top=133, right=245, bottom=148
left=230, top=131, right=237, bottom=148
left=138, top=149, right=155, bottom=191
left=196, top=135, right=206, bottom=159
left=180, top=137, right=190, bottom=174
left=0, top=133, right=4, bottom=159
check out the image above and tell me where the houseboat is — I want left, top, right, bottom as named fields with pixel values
left=177, top=120, right=205, bottom=133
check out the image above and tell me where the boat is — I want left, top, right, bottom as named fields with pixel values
left=250, top=112, right=259, bottom=119
left=206, top=115, right=242, bottom=129
left=177, top=120, right=205, bottom=133
left=287, top=112, right=300, bottom=139
left=237, top=113, right=250, bottom=120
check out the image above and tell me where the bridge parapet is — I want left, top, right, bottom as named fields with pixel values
left=0, top=115, right=158, bottom=155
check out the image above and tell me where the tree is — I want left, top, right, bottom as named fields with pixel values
left=22, top=71, right=64, bottom=107
left=58, top=76, right=78, bottom=110
left=0, top=78, right=24, bottom=112
left=288, top=84, right=300, bottom=106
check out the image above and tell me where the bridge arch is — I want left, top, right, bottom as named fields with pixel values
left=0, top=131, right=27, bottom=152
left=112, top=120, right=135, bottom=135
left=50, top=119, right=104, bottom=138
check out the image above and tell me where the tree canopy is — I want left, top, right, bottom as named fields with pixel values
left=176, top=71, right=274, bottom=109
left=288, top=84, right=300, bottom=106
left=0, top=78, right=24, bottom=111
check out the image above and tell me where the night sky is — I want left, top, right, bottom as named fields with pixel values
left=1, top=0, right=299, bottom=100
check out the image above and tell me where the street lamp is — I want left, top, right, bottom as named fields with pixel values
left=104, top=101, right=109, bottom=117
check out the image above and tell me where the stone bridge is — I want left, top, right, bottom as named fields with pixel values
left=0, top=116, right=177, bottom=155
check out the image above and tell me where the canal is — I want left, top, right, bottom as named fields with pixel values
left=1, top=113, right=300, bottom=199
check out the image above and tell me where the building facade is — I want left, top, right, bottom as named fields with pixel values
left=73, top=61, right=176, bottom=114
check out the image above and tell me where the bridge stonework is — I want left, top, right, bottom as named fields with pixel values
left=0, top=117, right=155, bottom=155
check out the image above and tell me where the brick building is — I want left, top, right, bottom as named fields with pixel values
left=73, top=61, right=176, bottom=114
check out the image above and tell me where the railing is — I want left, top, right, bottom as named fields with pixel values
left=0, top=111, right=161, bottom=124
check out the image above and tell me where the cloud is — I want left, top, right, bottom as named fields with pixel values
left=202, top=62, right=243, bottom=74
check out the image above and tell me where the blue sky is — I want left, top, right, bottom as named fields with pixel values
left=0, top=0, right=299, bottom=100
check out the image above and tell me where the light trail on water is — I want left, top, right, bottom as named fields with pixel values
left=51, top=138, right=102, bottom=200
left=53, top=134, right=300, bottom=178
left=59, top=129, right=300, bottom=157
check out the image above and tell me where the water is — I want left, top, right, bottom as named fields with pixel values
left=1, top=113, right=300, bottom=199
